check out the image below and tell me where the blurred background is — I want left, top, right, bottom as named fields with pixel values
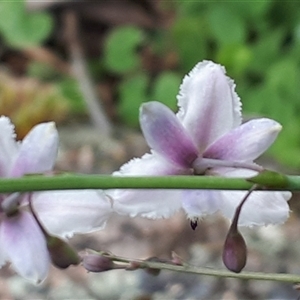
left=1, top=0, right=300, bottom=299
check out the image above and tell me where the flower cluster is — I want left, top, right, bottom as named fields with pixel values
left=0, top=60, right=292, bottom=282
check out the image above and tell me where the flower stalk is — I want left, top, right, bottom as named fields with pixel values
left=0, top=173, right=299, bottom=193
left=90, top=251, right=300, bottom=284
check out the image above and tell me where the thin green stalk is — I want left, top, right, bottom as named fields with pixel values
left=105, top=253, right=300, bottom=284
left=0, top=175, right=253, bottom=193
left=0, top=173, right=299, bottom=193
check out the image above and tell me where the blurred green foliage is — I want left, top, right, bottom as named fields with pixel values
left=0, top=1, right=53, bottom=48
left=104, top=26, right=145, bottom=74
left=103, top=1, right=300, bottom=168
left=1, top=0, right=300, bottom=168
left=103, top=25, right=180, bottom=127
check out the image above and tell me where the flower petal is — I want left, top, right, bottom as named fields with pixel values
left=0, top=116, right=19, bottom=177
left=220, top=191, right=291, bottom=226
left=208, top=167, right=258, bottom=178
left=112, top=189, right=183, bottom=219
left=32, top=190, right=112, bottom=238
left=109, top=152, right=191, bottom=218
left=182, top=190, right=222, bottom=219
left=140, top=101, right=198, bottom=168
left=204, top=119, right=282, bottom=162
left=177, top=61, right=242, bottom=153
left=0, top=211, right=50, bottom=283
left=10, top=122, right=59, bottom=177
left=114, top=151, right=190, bottom=176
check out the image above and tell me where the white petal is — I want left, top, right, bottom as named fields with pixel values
left=182, top=190, right=222, bottom=219
left=112, top=189, right=183, bottom=219
left=10, top=122, right=59, bottom=177
left=177, top=61, right=242, bottom=153
left=109, top=152, right=191, bottom=218
left=114, top=151, right=191, bottom=176
left=140, top=101, right=198, bottom=168
left=32, top=190, right=112, bottom=238
left=208, top=167, right=258, bottom=178
left=0, top=116, right=19, bottom=177
left=204, top=118, right=282, bottom=161
left=0, top=211, right=50, bottom=283
left=220, top=191, right=291, bottom=226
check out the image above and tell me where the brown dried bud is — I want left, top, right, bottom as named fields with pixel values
left=82, top=253, right=114, bottom=273
left=46, top=236, right=80, bottom=269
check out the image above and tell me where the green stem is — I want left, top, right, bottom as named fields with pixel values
left=0, top=175, right=253, bottom=193
left=105, top=253, right=300, bottom=284
left=0, top=174, right=299, bottom=193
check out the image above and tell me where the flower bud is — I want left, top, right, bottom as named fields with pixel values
left=82, top=253, right=114, bottom=273
left=222, top=187, right=256, bottom=273
left=222, top=226, right=247, bottom=273
left=46, top=236, right=80, bottom=269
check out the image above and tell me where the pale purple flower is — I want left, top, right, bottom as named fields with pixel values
left=0, top=117, right=112, bottom=283
left=109, top=61, right=290, bottom=225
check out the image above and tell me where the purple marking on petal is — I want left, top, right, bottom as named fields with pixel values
left=204, top=118, right=282, bottom=162
left=140, top=101, right=199, bottom=168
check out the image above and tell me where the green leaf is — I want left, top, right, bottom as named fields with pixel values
left=0, top=1, right=53, bottom=48
left=216, top=44, right=252, bottom=77
left=27, top=62, right=59, bottom=81
left=151, top=72, right=181, bottom=111
left=58, top=78, right=86, bottom=114
left=104, top=26, right=144, bottom=74
left=118, top=73, right=149, bottom=127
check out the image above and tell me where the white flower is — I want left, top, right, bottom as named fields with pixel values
left=0, top=117, right=112, bottom=283
left=108, top=61, right=291, bottom=225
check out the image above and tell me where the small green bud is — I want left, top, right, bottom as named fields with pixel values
left=47, top=236, right=80, bottom=269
